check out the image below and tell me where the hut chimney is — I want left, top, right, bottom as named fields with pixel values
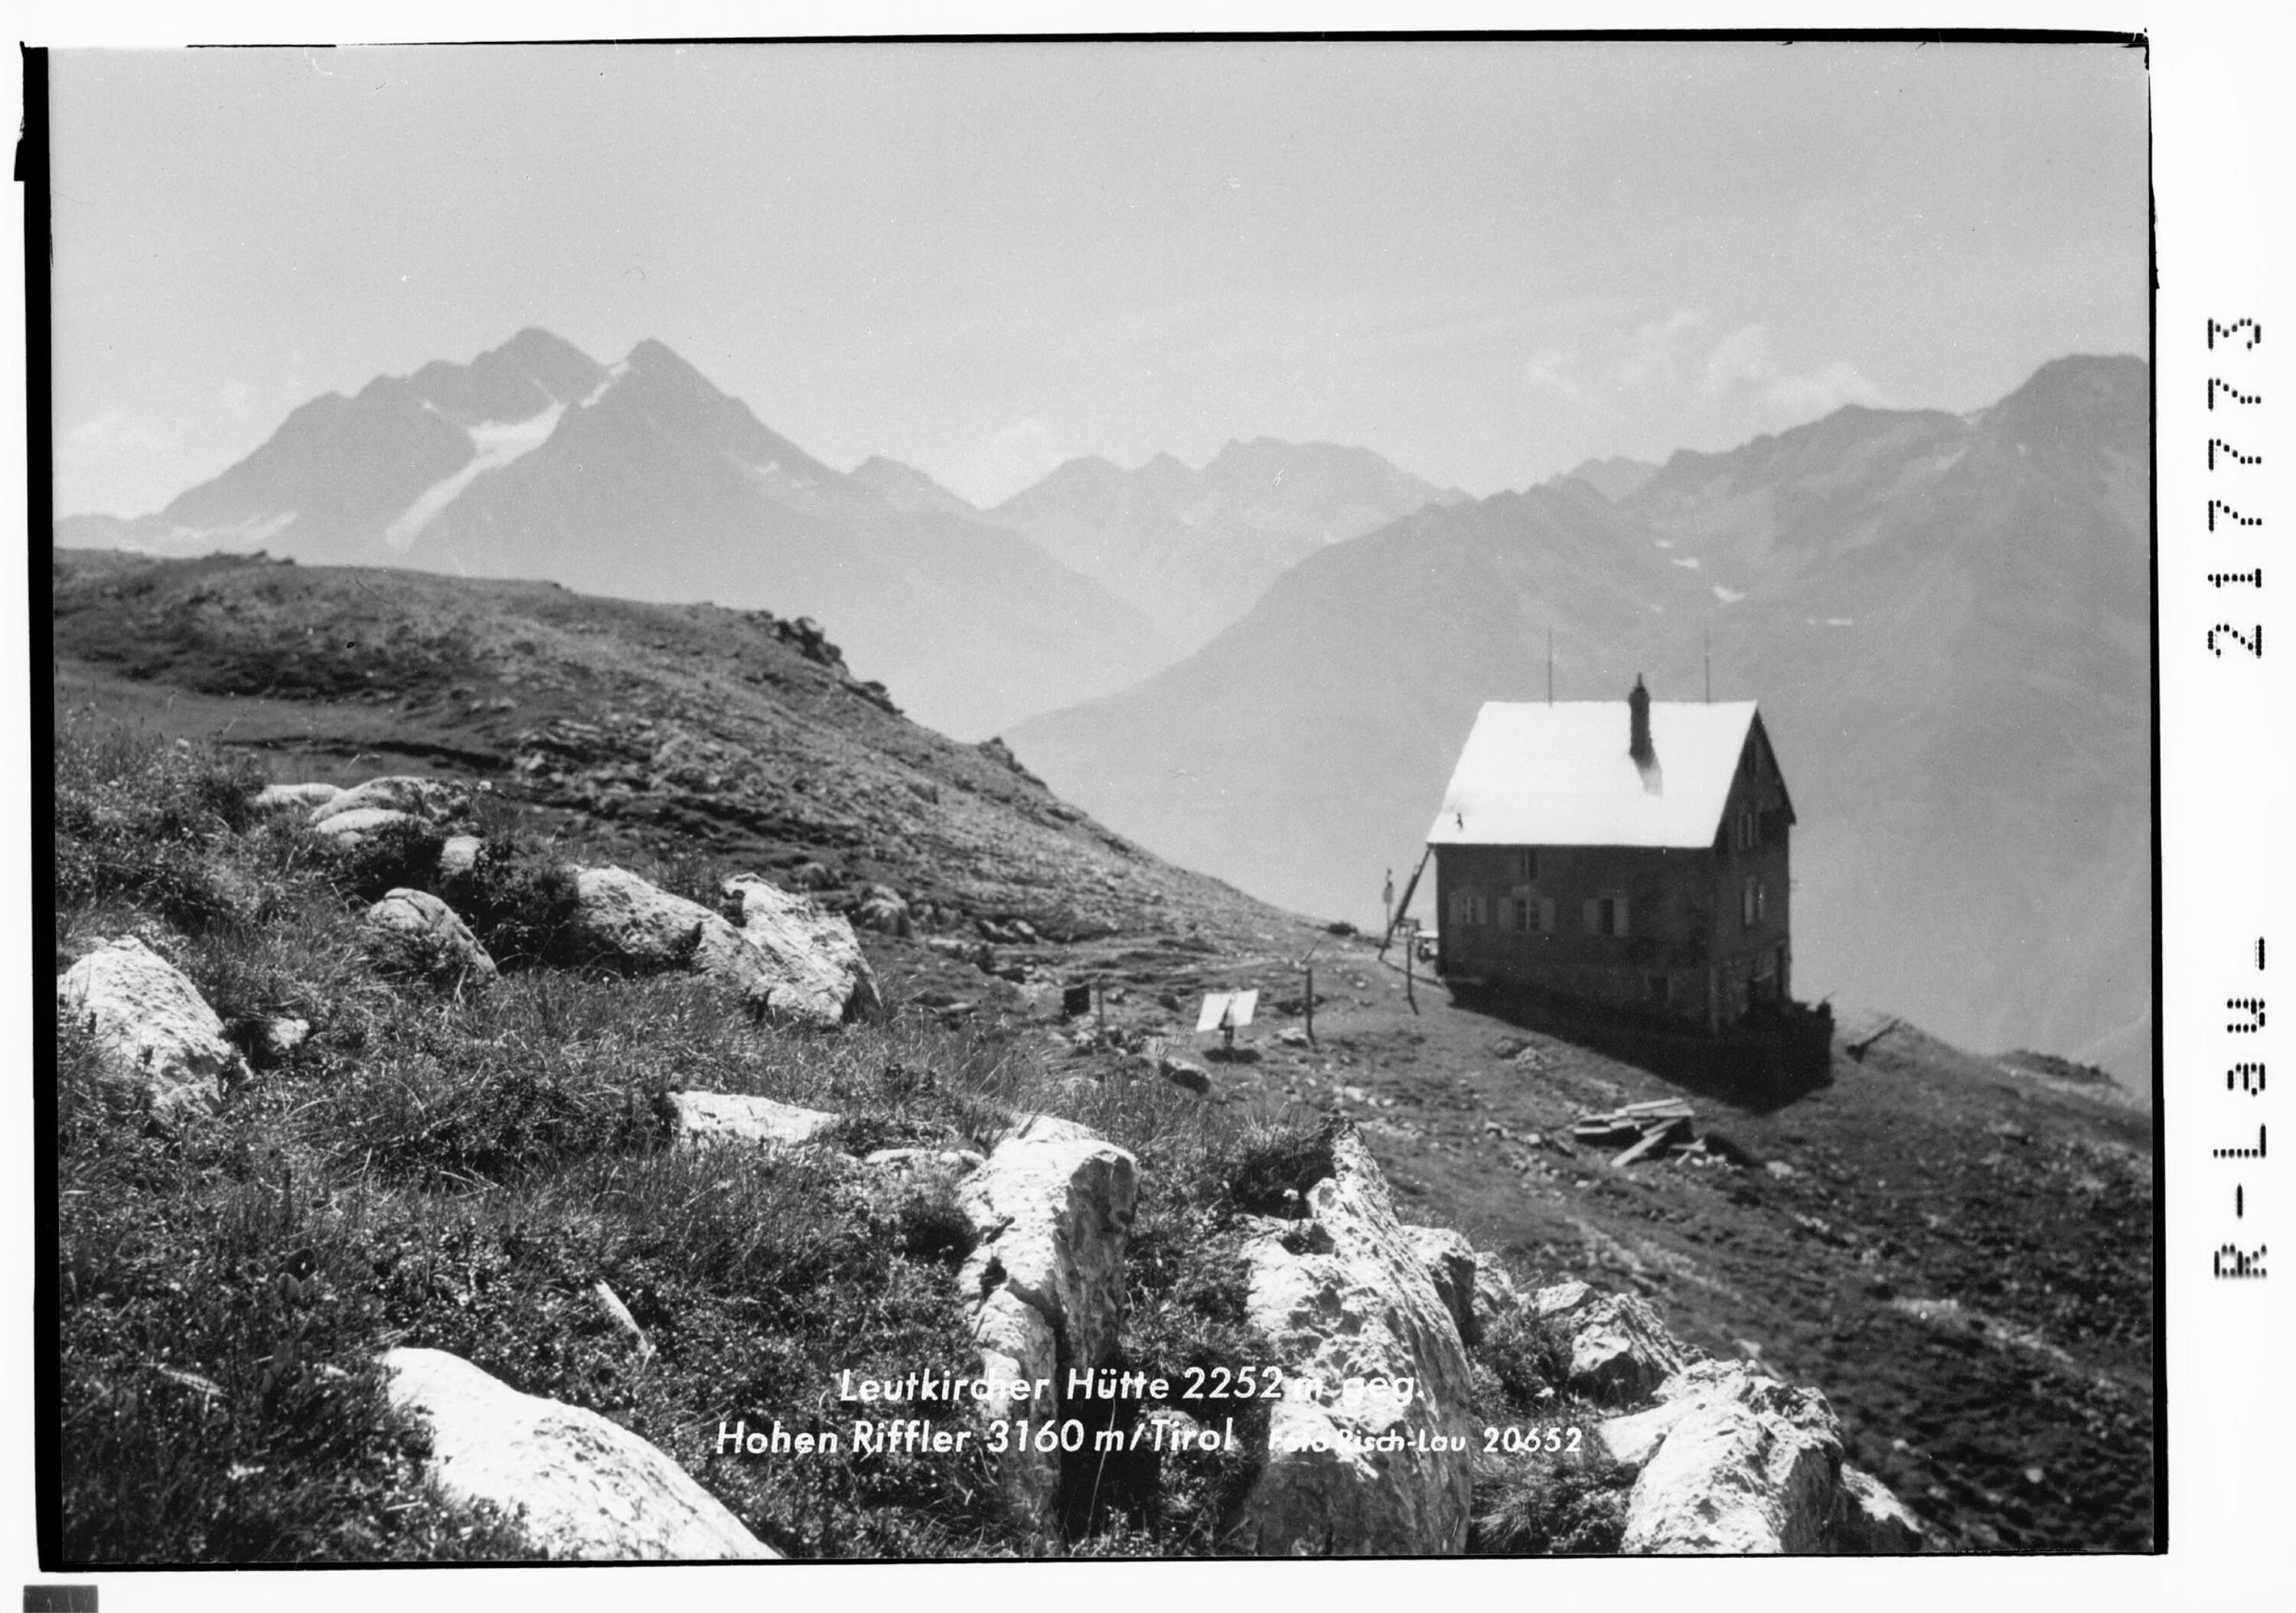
left=1628, top=674, right=1654, bottom=765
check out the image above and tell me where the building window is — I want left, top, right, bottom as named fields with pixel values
left=1741, top=877, right=1757, bottom=927
left=1515, top=849, right=1540, bottom=881
left=1734, top=809, right=1760, bottom=851
left=1505, top=890, right=1554, bottom=934
left=1756, top=880, right=1767, bottom=922
left=1585, top=894, right=1630, bottom=937
left=1455, top=891, right=1488, bottom=928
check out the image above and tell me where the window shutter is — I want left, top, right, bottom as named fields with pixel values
left=1582, top=898, right=1600, bottom=935
left=1613, top=896, right=1631, bottom=937
left=1540, top=897, right=1555, bottom=934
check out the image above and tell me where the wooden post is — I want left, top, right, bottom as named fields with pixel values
left=1403, top=921, right=1419, bottom=1015
left=1303, top=961, right=1316, bottom=1044
left=1095, top=978, right=1107, bottom=1038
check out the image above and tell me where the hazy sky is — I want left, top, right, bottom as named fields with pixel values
left=51, top=40, right=2148, bottom=517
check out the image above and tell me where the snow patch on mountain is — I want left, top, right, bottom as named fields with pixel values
left=386, top=403, right=568, bottom=549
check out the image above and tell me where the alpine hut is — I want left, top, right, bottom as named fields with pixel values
left=1426, top=676, right=1797, bottom=1035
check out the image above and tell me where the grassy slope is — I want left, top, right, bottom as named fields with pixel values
left=51, top=549, right=2154, bottom=1557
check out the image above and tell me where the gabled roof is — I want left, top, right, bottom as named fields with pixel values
left=1426, top=699, right=1775, bottom=849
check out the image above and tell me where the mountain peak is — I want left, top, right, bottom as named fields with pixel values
left=407, top=327, right=608, bottom=425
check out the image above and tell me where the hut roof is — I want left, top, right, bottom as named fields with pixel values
left=1426, top=699, right=1784, bottom=849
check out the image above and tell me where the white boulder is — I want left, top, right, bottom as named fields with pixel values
left=665, top=1091, right=842, bottom=1151
left=721, top=873, right=884, bottom=1026
left=1235, top=1124, right=1478, bottom=1556
left=1616, top=1360, right=1844, bottom=1554
left=380, top=1347, right=776, bottom=1559
left=568, top=866, right=762, bottom=988
left=57, top=936, right=242, bottom=1114
left=954, top=1135, right=1140, bottom=1519
left=363, top=888, right=497, bottom=984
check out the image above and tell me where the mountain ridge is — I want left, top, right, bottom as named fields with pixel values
left=989, top=435, right=1470, bottom=650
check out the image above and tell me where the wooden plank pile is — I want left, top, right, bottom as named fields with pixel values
left=1572, top=1099, right=1697, bottom=1167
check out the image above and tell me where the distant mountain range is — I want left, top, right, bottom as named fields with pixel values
left=54, top=329, right=1170, bottom=741
left=57, top=329, right=1465, bottom=738
left=1009, top=356, right=2153, bottom=1089
left=990, top=440, right=1467, bottom=650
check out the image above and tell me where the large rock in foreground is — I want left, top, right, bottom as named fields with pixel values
left=566, top=867, right=879, bottom=1029
left=1611, top=1360, right=1844, bottom=1554
left=721, top=873, right=884, bottom=1026
left=57, top=936, right=242, bottom=1115
left=1237, top=1123, right=1477, bottom=1555
left=954, top=1135, right=1140, bottom=1520
left=381, top=1347, right=777, bottom=1560
left=568, top=866, right=760, bottom=986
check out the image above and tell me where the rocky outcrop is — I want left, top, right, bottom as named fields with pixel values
left=1601, top=1360, right=1844, bottom=1555
left=380, top=1347, right=776, bottom=1559
left=720, top=874, right=883, bottom=1026
left=954, top=1135, right=1140, bottom=1520
left=1534, top=1280, right=1690, bottom=1404
left=1236, top=1123, right=1477, bottom=1556
left=665, top=1091, right=841, bottom=1151
left=311, top=775, right=468, bottom=826
left=57, top=936, right=243, bottom=1114
left=363, top=888, right=497, bottom=985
